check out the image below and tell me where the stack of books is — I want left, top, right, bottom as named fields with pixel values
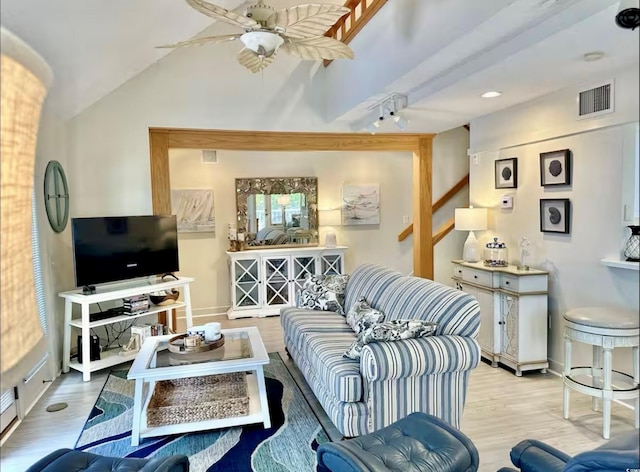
left=123, top=294, right=150, bottom=316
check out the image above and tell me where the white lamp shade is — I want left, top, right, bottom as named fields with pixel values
left=319, top=208, right=341, bottom=227
left=455, top=208, right=488, bottom=231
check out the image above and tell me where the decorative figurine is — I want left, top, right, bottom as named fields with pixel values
left=518, top=237, right=531, bottom=271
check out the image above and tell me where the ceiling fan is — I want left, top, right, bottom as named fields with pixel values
left=159, top=0, right=354, bottom=73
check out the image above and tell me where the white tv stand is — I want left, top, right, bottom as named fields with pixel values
left=60, top=276, right=194, bottom=382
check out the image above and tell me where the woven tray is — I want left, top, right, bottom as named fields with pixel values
left=147, top=372, right=249, bottom=427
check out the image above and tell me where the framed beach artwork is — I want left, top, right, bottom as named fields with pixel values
left=171, top=188, right=215, bottom=233
left=341, top=184, right=380, bottom=226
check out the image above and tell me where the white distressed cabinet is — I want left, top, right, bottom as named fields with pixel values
left=227, top=246, right=347, bottom=319
left=452, top=260, right=549, bottom=376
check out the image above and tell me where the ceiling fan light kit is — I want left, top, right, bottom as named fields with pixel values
left=159, top=0, right=354, bottom=73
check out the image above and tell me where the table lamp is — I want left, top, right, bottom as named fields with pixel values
left=319, top=208, right=341, bottom=247
left=454, top=207, right=488, bottom=262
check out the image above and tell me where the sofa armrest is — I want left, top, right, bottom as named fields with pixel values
left=508, top=439, right=571, bottom=472
left=360, top=335, right=480, bottom=381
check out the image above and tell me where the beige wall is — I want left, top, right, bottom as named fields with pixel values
left=169, top=149, right=414, bottom=318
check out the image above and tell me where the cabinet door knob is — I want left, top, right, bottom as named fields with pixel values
left=474, top=275, right=478, bottom=279
left=505, top=281, right=510, bottom=285
left=498, top=321, right=504, bottom=325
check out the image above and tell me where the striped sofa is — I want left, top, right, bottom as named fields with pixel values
left=280, top=264, right=481, bottom=437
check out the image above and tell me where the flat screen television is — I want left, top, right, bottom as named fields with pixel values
left=71, top=215, right=179, bottom=288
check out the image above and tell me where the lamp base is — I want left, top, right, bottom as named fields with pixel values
left=462, top=231, right=480, bottom=262
left=325, top=231, right=337, bottom=248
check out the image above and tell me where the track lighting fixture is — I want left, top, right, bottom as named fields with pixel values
left=362, top=93, right=409, bottom=134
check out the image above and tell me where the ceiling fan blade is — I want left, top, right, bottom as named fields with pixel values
left=186, top=0, right=258, bottom=29
left=237, top=48, right=275, bottom=73
left=277, top=4, right=349, bottom=39
left=282, top=36, right=354, bottom=60
left=156, top=34, right=241, bottom=49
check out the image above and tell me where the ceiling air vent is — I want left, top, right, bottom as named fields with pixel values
left=577, top=81, right=614, bottom=120
left=201, top=149, right=218, bottom=164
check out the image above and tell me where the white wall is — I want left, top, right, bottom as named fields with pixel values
left=469, top=65, right=639, bottom=373
left=169, top=149, right=414, bottom=317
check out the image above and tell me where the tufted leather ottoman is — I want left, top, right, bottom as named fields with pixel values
left=26, top=448, right=189, bottom=472
left=316, top=412, right=479, bottom=472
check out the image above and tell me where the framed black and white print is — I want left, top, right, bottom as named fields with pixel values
left=540, top=198, right=571, bottom=234
left=495, top=158, right=518, bottom=189
left=540, top=149, right=571, bottom=186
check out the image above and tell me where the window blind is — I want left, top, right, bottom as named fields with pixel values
left=31, top=193, right=47, bottom=334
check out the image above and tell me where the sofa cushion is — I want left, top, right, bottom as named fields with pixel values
left=303, top=332, right=363, bottom=403
left=344, top=319, right=438, bottom=360
left=343, top=264, right=404, bottom=313
left=345, top=297, right=385, bottom=334
left=297, top=274, right=349, bottom=315
left=280, top=307, right=353, bottom=352
left=377, top=277, right=480, bottom=338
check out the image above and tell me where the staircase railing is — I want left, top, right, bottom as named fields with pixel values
left=398, top=174, right=469, bottom=243
left=324, top=0, right=389, bottom=66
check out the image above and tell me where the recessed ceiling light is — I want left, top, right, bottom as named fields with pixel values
left=582, top=51, right=605, bottom=62
left=481, top=91, right=502, bottom=98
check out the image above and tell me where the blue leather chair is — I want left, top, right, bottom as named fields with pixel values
left=26, top=448, right=189, bottom=472
left=497, top=430, right=639, bottom=472
left=316, top=412, right=479, bottom=472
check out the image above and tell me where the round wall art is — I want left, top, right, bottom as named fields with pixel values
left=43, top=160, right=69, bottom=233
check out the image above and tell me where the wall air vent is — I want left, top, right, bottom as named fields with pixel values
left=201, top=149, right=218, bottom=164
left=577, top=81, right=614, bottom=120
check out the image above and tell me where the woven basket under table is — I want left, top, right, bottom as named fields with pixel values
left=147, top=372, right=249, bottom=427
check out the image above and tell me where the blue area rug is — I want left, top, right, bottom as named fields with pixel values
left=75, top=353, right=328, bottom=472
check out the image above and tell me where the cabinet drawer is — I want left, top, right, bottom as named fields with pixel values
left=500, top=274, right=519, bottom=291
left=461, top=267, right=493, bottom=287
left=452, top=264, right=463, bottom=279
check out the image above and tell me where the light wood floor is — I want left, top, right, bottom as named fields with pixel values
left=1, top=316, right=637, bottom=471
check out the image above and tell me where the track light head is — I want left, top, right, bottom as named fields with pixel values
left=393, top=114, right=409, bottom=130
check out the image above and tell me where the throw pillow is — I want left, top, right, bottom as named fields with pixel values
left=345, top=297, right=385, bottom=334
left=296, top=274, right=349, bottom=315
left=343, top=319, right=438, bottom=360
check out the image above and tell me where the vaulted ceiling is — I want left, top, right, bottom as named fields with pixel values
left=2, top=0, right=638, bottom=131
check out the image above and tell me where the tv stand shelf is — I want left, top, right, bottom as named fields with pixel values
left=60, top=276, right=194, bottom=382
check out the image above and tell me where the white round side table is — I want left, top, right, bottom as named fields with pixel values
left=563, top=307, right=639, bottom=439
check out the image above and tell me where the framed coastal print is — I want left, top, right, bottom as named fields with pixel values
left=495, top=157, right=518, bottom=189
left=171, top=188, right=215, bottom=233
left=540, top=149, right=571, bottom=186
left=540, top=198, right=570, bottom=234
left=342, top=184, right=380, bottom=225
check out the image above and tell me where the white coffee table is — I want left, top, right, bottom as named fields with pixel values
left=127, top=327, right=271, bottom=446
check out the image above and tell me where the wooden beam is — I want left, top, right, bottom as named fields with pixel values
left=432, top=174, right=469, bottom=213
left=413, top=137, right=433, bottom=279
left=398, top=224, right=413, bottom=242
left=149, top=128, right=435, bottom=277
left=433, top=217, right=455, bottom=245
left=149, top=129, right=171, bottom=215
left=150, top=128, right=430, bottom=152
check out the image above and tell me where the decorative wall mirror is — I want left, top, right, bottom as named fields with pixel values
left=235, top=177, right=318, bottom=248
left=43, top=160, right=69, bottom=233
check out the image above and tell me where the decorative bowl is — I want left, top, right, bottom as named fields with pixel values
left=149, top=289, right=180, bottom=306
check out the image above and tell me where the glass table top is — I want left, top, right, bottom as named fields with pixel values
left=151, top=330, right=253, bottom=369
